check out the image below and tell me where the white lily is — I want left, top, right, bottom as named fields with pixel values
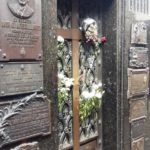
left=57, top=36, right=64, bottom=43
left=58, top=73, right=64, bottom=79
left=89, top=90, right=95, bottom=98
left=81, top=90, right=90, bottom=99
left=95, top=92, right=102, bottom=99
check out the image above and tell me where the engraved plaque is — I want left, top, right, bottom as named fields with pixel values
left=129, top=96, right=147, bottom=122
left=0, top=62, right=43, bottom=97
left=132, top=137, right=144, bottom=150
left=131, top=119, right=145, bottom=139
left=0, top=94, right=51, bottom=148
left=128, top=68, right=149, bottom=98
left=129, top=47, right=148, bottom=68
left=131, top=22, right=147, bottom=45
left=0, top=0, right=42, bottom=61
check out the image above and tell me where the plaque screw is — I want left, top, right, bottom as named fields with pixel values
left=20, top=64, right=25, bottom=70
left=0, top=64, right=4, bottom=68
left=1, top=91, right=5, bottom=95
left=38, top=54, right=42, bottom=59
left=98, top=120, right=101, bottom=125
left=2, top=53, right=6, bottom=58
left=20, top=47, right=26, bottom=56
left=39, top=63, right=43, bottom=67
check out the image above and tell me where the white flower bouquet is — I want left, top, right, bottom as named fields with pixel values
left=58, top=73, right=74, bottom=111
left=79, top=82, right=103, bottom=121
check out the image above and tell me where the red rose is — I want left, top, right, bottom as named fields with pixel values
left=101, top=37, right=107, bottom=43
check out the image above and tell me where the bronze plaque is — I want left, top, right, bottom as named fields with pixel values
left=0, top=0, right=42, bottom=61
left=129, top=47, right=148, bottom=68
left=132, top=137, right=144, bottom=150
left=128, top=68, right=149, bottom=98
left=0, top=93, right=51, bottom=148
left=0, top=62, right=43, bottom=97
left=131, top=22, right=147, bottom=45
left=131, top=119, right=145, bottom=139
left=129, top=96, right=147, bottom=122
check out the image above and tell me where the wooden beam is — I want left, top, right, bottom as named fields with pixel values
left=72, top=0, right=80, bottom=150
left=57, top=29, right=82, bottom=40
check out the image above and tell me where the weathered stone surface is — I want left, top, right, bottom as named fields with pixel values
left=11, top=142, right=40, bottom=150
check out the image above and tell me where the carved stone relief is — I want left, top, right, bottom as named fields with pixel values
left=0, top=93, right=51, bottom=148
left=7, top=0, right=34, bottom=19
left=131, top=22, right=147, bottom=45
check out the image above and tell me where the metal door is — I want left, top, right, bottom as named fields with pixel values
left=57, top=0, right=102, bottom=149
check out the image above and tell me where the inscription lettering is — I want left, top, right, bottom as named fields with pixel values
left=0, top=63, right=43, bottom=96
left=1, top=19, right=40, bottom=48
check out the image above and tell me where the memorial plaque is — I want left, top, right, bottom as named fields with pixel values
left=129, top=96, right=147, bottom=122
left=129, top=47, right=148, bottom=68
left=0, top=93, right=51, bottom=148
left=0, top=62, right=43, bottom=97
left=128, top=68, right=149, bottom=98
left=0, top=0, right=42, bottom=61
left=131, top=119, right=145, bottom=139
left=131, top=22, right=147, bottom=45
left=131, top=137, right=144, bottom=150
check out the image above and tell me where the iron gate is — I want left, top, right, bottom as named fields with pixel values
left=57, top=0, right=102, bottom=149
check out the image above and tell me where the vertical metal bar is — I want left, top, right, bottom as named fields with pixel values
left=147, top=0, right=150, bottom=15
left=146, top=0, right=148, bottom=14
left=140, top=0, right=142, bottom=13
left=139, top=0, right=141, bottom=13
left=144, top=0, right=146, bottom=13
left=141, top=0, right=144, bottom=13
left=137, top=0, right=139, bottom=12
left=72, top=0, right=80, bottom=150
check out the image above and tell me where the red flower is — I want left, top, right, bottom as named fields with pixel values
left=101, top=37, right=107, bottom=43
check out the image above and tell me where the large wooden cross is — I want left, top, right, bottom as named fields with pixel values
left=57, top=0, right=82, bottom=149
